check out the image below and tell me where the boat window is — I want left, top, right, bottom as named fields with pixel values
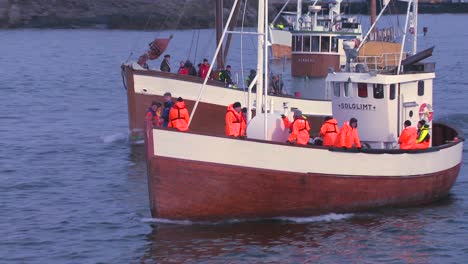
left=344, top=82, right=350, bottom=97
left=321, top=36, right=330, bottom=52
left=389, top=84, right=396, bottom=100
left=333, top=82, right=340, bottom=97
left=331, top=37, right=338, bottom=53
left=373, top=84, right=384, bottom=99
left=303, top=36, right=311, bottom=52
left=311, top=36, right=320, bottom=52
left=358, top=83, right=368, bottom=98
left=418, top=80, right=424, bottom=96
left=293, top=36, right=302, bottom=52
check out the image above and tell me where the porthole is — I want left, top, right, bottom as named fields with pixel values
left=409, top=110, right=413, bottom=117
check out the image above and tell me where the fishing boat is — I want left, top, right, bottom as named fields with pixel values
left=144, top=0, right=463, bottom=221
left=121, top=0, right=331, bottom=141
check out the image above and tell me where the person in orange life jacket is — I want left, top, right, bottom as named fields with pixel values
left=145, top=101, right=163, bottom=127
left=415, top=120, right=430, bottom=149
left=335, top=118, right=361, bottom=149
left=398, top=120, right=417, bottom=150
left=240, top=107, right=248, bottom=137
left=225, top=102, right=246, bottom=138
left=161, top=92, right=174, bottom=127
left=177, top=61, right=189, bottom=75
left=198, top=58, right=210, bottom=79
left=281, top=110, right=311, bottom=145
left=319, top=116, right=340, bottom=147
left=168, top=97, right=190, bottom=131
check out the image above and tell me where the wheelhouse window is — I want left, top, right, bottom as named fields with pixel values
left=333, top=82, right=340, bottom=97
left=373, top=84, right=384, bottom=99
left=293, top=36, right=302, bottom=52
left=321, top=36, right=330, bottom=52
left=303, top=36, right=311, bottom=52
left=418, top=81, right=424, bottom=96
left=344, top=82, right=350, bottom=97
left=331, top=37, right=338, bottom=53
left=389, top=84, right=396, bottom=100
left=311, top=36, right=319, bottom=52
left=358, top=83, right=368, bottom=98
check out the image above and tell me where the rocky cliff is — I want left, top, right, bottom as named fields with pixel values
left=0, top=0, right=259, bottom=29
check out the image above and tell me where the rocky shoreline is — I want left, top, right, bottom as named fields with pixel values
left=0, top=0, right=467, bottom=30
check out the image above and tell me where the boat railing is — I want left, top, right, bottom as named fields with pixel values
left=350, top=52, right=402, bottom=73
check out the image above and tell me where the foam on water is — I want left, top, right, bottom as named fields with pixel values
left=141, top=213, right=353, bottom=226
left=100, top=133, right=128, bottom=144
left=274, top=213, right=354, bottom=223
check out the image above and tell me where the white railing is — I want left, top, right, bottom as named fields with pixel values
left=350, top=52, right=404, bottom=72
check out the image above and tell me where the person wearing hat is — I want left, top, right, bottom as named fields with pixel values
left=168, top=97, right=190, bottom=131
left=415, top=120, right=430, bottom=149
left=198, top=58, right=211, bottom=79
left=219, top=65, right=234, bottom=87
left=335, top=118, right=361, bottom=149
left=398, top=120, right=417, bottom=150
left=281, top=109, right=311, bottom=145
left=160, top=54, right=171, bottom=72
left=225, top=102, right=246, bottom=138
left=145, top=101, right=163, bottom=127
left=319, top=116, right=340, bottom=147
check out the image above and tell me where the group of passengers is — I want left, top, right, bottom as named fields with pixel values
left=145, top=92, right=190, bottom=132
left=135, top=55, right=286, bottom=94
left=146, top=97, right=430, bottom=150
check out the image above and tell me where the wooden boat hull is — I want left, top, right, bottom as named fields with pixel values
left=148, top=155, right=460, bottom=221
left=145, top=124, right=463, bottom=221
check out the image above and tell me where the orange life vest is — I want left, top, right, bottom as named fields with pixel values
left=399, top=126, right=417, bottom=150
left=319, top=119, right=340, bottom=147
left=335, top=122, right=361, bottom=148
left=168, top=101, right=190, bottom=131
left=225, top=105, right=245, bottom=137
left=284, top=116, right=311, bottom=145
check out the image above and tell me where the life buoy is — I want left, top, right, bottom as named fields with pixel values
left=419, top=103, right=433, bottom=122
left=335, top=23, right=341, bottom=31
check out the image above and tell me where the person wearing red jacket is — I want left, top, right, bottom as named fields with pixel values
left=168, top=97, right=190, bottom=131
left=398, top=120, right=417, bottom=150
left=198, top=58, right=210, bottom=79
left=145, top=101, right=163, bottom=127
left=319, top=116, right=340, bottom=147
left=335, top=118, right=361, bottom=149
left=282, top=110, right=311, bottom=145
left=225, top=102, right=246, bottom=137
left=177, top=61, right=189, bottom=75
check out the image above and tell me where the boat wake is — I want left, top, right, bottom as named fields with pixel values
left=274, top=213, right=354, bottom=223
left=100, top=133, right=128, bottom=144
left=141, top=213, right=353, bottom=226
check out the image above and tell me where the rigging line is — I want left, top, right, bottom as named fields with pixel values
left=193, top=29, right=200, bottom=63
left=241, top=0, right=248, bottom=92
left=187, top=30, right=196, bottom=60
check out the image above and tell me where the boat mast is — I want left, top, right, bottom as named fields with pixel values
left=264, top=0, right=269, bottom=140
left=413, top=0, right=418, bottom=55
left=216, top=0, right=225, bottom=69
left=370, top=0, right=377, bottom=27
left=397, top=0, right=413, bottom=75
left=224, top=0, right=243, bottom=64
left=295, top=0, right=302, bottom=30
left=257, top=0, right=265, bottom=139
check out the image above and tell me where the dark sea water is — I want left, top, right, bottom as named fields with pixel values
left=1, top=14, right=468, bottom=263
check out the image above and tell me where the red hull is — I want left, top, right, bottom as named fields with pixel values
left=147, top=155, right=460, bottom=221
